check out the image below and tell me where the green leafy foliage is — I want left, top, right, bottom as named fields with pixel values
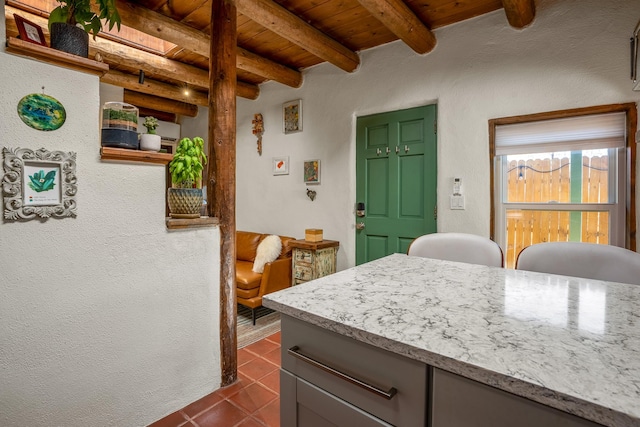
left=48, top=0, right=121, bottom=40
left=103, top=108, right=137, bottom=124
left=169, top=137, right=207, bottom=189
left=28, top=170, right=56, bottom=193
left=143, top=116, right=158, bottom=134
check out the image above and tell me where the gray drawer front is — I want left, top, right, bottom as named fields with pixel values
left=431, top=368, right=604, bottom=427
left=298, top=376, right=392, bottom=427
left=281, top=315, right=427, bottom=427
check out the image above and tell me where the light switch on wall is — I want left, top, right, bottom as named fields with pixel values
left=450, top=195, right=465, bottom=210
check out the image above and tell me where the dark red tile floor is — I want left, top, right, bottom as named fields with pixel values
left=149, top=332, right=281, bottom=427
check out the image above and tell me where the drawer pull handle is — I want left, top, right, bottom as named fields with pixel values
left=288, top=346, right=398, bottom=400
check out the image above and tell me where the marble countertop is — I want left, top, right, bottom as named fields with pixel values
left=263, top=253, right=640, bottom=427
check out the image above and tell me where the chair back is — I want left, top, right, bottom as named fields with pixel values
left=516, top=242, right=640, bottom=285
left=407, top=233, right=504, bottom=267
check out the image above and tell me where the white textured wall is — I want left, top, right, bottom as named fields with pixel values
left=0, top=6, right=221, bottom=426
left=214, top=0, right=640, bottom=269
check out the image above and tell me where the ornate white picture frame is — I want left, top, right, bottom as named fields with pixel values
left=2, top=147, right=77, bottom=220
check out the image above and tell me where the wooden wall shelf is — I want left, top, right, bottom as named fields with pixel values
left=100, top=147, right=173, bottom=165
left=166, top=216, right=219, bottom=230
left=6, top=37, right=109, bottom=76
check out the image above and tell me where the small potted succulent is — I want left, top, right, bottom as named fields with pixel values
left=48, top=0, right=121, bottom=57
left=167, top=136, right=207, bottom=218
left=140, top=116, right=161, bottom=152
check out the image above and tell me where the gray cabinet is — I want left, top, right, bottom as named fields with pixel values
left=281, top=370, right=392, bottom=427
left=280, top=315, right=607, bottom=427
left=431, top=368, right=604, bottom=427
left=280, top=315, right=427, bottom=427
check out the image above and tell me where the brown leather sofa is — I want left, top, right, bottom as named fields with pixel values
left=236, top=231, right=296, bottom=324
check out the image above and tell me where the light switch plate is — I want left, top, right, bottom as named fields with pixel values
left=450, top=195, right=465, bottom=210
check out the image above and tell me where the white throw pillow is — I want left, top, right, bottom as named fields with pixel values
left=252, top=235, right=282, bottom=273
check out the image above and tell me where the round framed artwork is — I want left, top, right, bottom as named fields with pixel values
left=17, top=93, right=66, bottom=131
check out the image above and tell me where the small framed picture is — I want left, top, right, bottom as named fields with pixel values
left=283, top=99, right=302, bottom=134
left=14, top=14, right=47, bottom=47
left=303, top=159, right=320, bottom=184
left=273, top=156, right=289, bottom=175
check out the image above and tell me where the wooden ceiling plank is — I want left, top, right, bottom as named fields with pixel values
left=236, top=0, right=360, bottom=72
left=115, top=0, right=302, bottom=87
left=355, top=0, right=436, bottom=54
left=501, top=0, right=535, bottom=28
left=405, top=0, right=503, bottom=28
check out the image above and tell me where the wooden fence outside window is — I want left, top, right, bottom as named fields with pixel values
left=505, top=155, right=609, bottom=268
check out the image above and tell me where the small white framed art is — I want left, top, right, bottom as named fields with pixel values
left=273, top=156, right=289, bottom=175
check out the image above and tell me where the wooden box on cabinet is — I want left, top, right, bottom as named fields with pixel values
left=289, top=239, right=339, bottom=285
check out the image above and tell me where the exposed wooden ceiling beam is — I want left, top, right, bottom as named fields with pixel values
left=102, top=70, right=209, bottom=106
left=114, top=0, right=302, bottom=88
left=124, top=89, right=198, bottom=117
left=101, top=70, right=258, bottom=103
left=137, top=108, right=176, bottom=123
left=235, top=0, right=360, bottom=72
left=501, top=0, right=535, bottom=28
left=235, top=81, right=260, bottom=100
left=6, top=6, right=259, bottom=100
left=355, top=0, right=436, bottom=54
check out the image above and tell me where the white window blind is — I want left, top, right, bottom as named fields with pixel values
left=495, top=112, right=626, bottom=155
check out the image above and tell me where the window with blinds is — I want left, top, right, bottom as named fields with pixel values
left=491, top=110, right=629, bottom=269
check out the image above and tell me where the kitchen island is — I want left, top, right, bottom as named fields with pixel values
left=263, top=253, right=640, bottom=427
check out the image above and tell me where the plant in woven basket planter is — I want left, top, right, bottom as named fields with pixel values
left=167, top=136, right=207, bottom=218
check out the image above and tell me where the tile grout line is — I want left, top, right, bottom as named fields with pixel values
left=225, top=392, right=275, bottom=424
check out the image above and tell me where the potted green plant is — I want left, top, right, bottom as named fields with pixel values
left=48, top=0, right=121, bottom=57
left=167, top=136, right=208, bottom=218
left=140, top=116, right=161, bottom=152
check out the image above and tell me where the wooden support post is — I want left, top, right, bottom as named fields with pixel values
left=210, top=0, right=238, bottom=387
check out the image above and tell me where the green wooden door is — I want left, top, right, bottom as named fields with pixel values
left=356, top=105, right=437, bottom=264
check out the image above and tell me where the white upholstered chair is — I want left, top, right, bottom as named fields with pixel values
left=407, top=233, right=504, bottom=267
left=516, top=242, right=640, bottom=285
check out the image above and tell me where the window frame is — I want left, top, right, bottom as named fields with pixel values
left=489, top=103, right=637, bottom=253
